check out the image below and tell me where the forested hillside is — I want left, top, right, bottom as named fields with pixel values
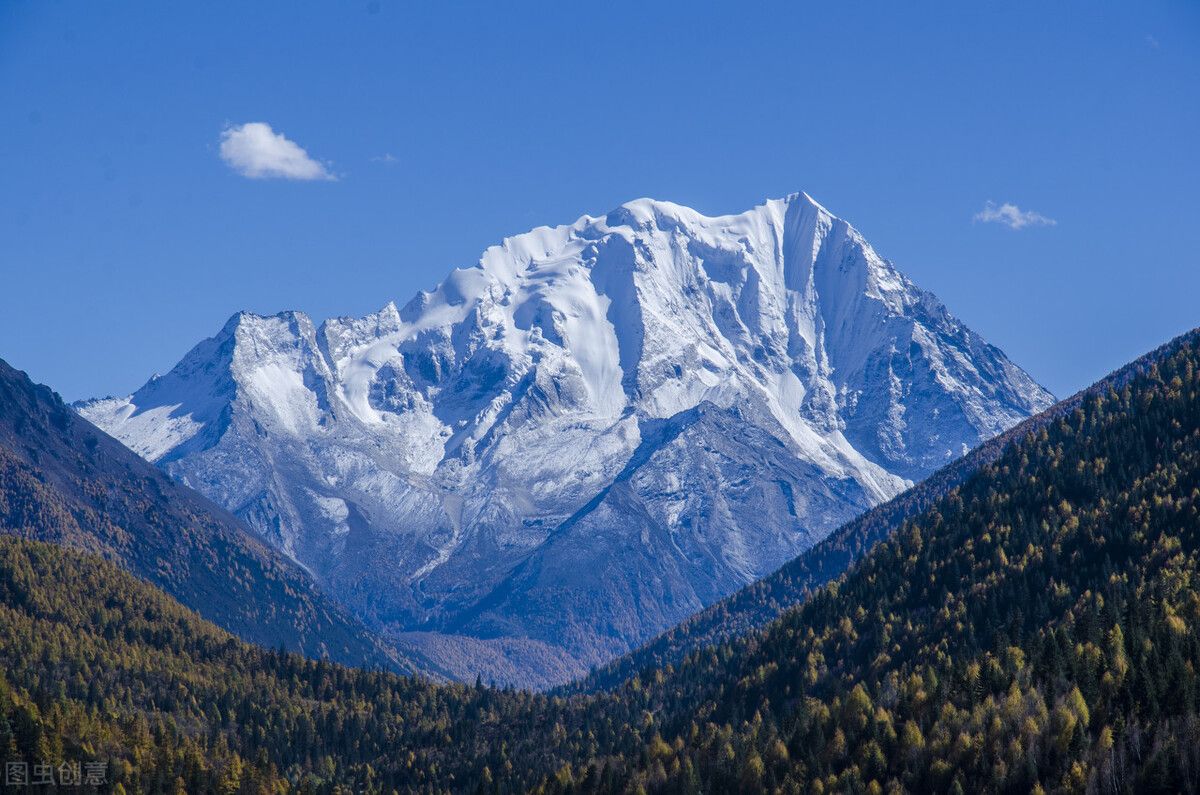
left=3, top=328, right=1200, bottom=794
left=0, top=537, right=627, bottom=792
left=598, top=327, right=1200, bottom=793
left=0, top=358, right=414, bottom=674
left=0, top=537, right=513, bottom=793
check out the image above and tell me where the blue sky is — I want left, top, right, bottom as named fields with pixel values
left=1, top=1, right=1198, bottom=401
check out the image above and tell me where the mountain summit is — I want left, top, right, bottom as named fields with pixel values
left=80, top=193, right=1054, bottom=686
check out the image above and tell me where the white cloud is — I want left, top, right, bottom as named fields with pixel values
left=371, top=152, right=398, bottom=165
left=973, top=201, right=1056, bottom=230
left=1145, top=33, right=1160, bottom=49
left=219, top=122, right=335, bottom=181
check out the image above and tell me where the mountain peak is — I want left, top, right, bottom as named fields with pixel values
left=219, top=308, right=312, bottom=336
left=80, top=193, right=1054, bottom=686
left=600, top=191, right=828, bottom=231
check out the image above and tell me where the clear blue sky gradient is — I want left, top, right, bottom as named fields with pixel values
left=1, top=2, right=1198, bottom=401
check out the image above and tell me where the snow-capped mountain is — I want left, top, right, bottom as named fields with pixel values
left=80, top=192, right=1054, bottom=687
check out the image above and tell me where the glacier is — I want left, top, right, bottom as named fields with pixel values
left=80, top=192, right=1055, bottom=687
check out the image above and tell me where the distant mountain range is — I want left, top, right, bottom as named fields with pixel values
left=79, top=192, right=1054, bottom=686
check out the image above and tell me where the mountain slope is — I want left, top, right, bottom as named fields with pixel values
left=574, top=328, right=1182, bottom=693
left=80, top=192, right=1054, bottom=686
left=594, top=326, right=1200, bottom=792
left=0, top=358, right=417, bottom=674
left=0, top=536, right=516, bottom=793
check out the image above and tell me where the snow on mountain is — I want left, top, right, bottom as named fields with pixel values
left=79, top=192, right=1055, bottom=687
